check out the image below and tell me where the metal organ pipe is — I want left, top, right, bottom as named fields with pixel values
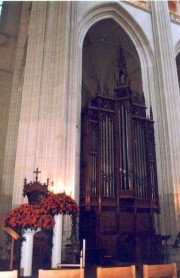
left=90, top=126, right=98, bottom=195
left=134, top=122, right=140, bottom=197
left=139, top=124, right=143, bottom=197
left=125, top=108, right=129, bottom=190
left=100, top=119, right=103, bottom=195
left=89, top=102, right=155, bottom=200
left=112, top=118, right=114, bottom=196
left=150, top=164, right=154, bottom=199
left=121, top=107, right=125, bottom=190
left=136, top=123, right=140, bottom=197
left=109, top=116, right=114, bottom=197
left=102, top=117, right=106, bottom=196
left=100, top=113, right=115, bottom=197
left=140, top=124, right=147, bottom=198
left=118, top=108, right=123, bottom=190
left=142, top=127, right=147, bottom=198
left=133, top=121, right=148, bottom=199
left=136, top=123, right=141, bottom=197
left=109, top=117, right=113, bottom=196
left=118, top=105, right=130, bottom=190
left=105, top=115, right=108, bottom=196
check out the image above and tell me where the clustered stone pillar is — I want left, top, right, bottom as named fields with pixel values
left=151, top=1, right=180, bottom=240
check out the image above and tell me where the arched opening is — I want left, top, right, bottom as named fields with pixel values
left=81, top=18, right=143, bottom=110
left=79, top=18, right=161, bottom=264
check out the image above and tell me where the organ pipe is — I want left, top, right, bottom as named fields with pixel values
left=81, top=94, right=158, bottom=205
left=100, top=114, right=115, bottom=197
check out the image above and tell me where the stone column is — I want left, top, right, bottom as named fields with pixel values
left=151, top=0, right=180, bottom=240
left=0, top=2, right=32, bottom=251
left=63, top=2, right=80, bottom=202
left=1, top=2, right=31, bottom=200
left=20, top=228, right=41, bottom=277
left=51, top=214, right=63, bottom=268
left=10, top=2, right=79, bottom=206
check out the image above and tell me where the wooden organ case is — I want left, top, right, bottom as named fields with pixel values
left=80, top=47, right=162, bottom=263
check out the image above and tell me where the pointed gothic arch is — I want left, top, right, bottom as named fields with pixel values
left=78, top=1, right=155, bottom=113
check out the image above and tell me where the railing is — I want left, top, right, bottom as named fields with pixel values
left=57, top=239, right=86, bottom=269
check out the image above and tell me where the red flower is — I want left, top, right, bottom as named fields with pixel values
left=39, top=193, right=79, bottom=216
left=3, top=193, right=79, bottom=231
left=4, top=203, right=55, bottom=230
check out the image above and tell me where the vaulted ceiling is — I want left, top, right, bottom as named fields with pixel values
left=82, top=18, right=142, bottom=108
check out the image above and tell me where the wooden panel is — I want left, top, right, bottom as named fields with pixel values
left=39, top=268, right=84, bottom=278
left=118, top=210, right=135, bottom=233
left=98, top=211, right=118, bottom=257
left=79, top=209, right=98, bottom=262
left=117, top=232, right=136, bottom=262
left=136, top=211, right=151, bottom=233
left=143, top=263, right=177, bottom=278
left=0, top=270, right=18, bottom=278
left=99, top=211, right=117, bottom=232
left=136, top=234, right=162, bottom=263
left=97, top=265, right=136, bottom=278
left=100, top=233, right=118, bottom=257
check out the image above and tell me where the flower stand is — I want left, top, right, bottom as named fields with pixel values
left=51, top=213, right=63, bottom=268
left=20, top=228, right=40, bottom=277
left=3, top=193, right=79, bottom=273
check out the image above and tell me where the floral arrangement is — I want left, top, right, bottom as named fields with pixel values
left=3, top=193, right=79, bottom=231
left=3, top=203, right=55, bottom=231
left=39, top=192, right=79, bottom=216
left=3, top=192, right=79, bottom=259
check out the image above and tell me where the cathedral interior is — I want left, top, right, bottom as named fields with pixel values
left=0, top=1, right=180, bottom=277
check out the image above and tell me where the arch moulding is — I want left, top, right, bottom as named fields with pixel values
left=77, top=1, right=155, bottom=112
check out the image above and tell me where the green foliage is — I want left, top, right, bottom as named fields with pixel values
left=69, top=212, right=79, bottom=243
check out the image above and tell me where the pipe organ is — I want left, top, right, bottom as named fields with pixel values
left=80, top=49, right=161, bottom=263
